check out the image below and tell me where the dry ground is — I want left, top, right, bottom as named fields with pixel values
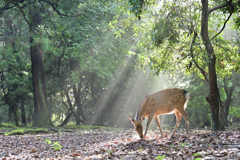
left=0, top=128, right=240, bottom=159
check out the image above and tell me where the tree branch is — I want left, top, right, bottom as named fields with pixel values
left=8, top=0, right=35, bottom=32
left=190, top=30, right=209, bottom=83
left=1, top=70, right=20, bottom=123
left=210, top=11, right=233, bottom=41
left=40, top=0, right=88, bottom=18
left=209, top=0, right=232, bottom=15
left=0, top=2, right=20, bottom=15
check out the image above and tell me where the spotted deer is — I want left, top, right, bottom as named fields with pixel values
left=128, top=88, right=190, bottom=139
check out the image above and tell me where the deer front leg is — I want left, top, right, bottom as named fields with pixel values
left=144, top=114, right=154, bottom=137
left=155, top=115, right=163, bottom=138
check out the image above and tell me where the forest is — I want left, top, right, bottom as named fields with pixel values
left=0, top=0, right=240, bottom=159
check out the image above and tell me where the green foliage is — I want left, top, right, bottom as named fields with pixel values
left=156, top=155, right=166, bottom=160
left=126, top=0, right=240, bottom=78
left=45, top=139, right=62, bottom=151
left=151, top=15, right=179, bottom=46
left=45, top=139, right=52, bottom=145
left=193, top=152, right=202, bottom=158
left=0, top=4, right=33, bottom=125
left=0, top=0, right=139, bottom=126
left=128, top=0, right=155, bottom=18
left=53, top=141, right=63, bottom=151
left=216, top=0, right=240, bottom=29
left=180, top=142, right=189, bottom=146
left=187, top=80, right=211, bottom=127
left=107, top=150, right=114, bottom=153
left=229, top=107, right=240, bottom=118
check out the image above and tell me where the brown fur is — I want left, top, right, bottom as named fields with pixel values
left=128, top=88, right=190, bottom=139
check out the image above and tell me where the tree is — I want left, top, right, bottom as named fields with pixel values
left=218, top=72, right=240, bottom=126
left=126, top=0, right=240, bottom=130
left=39, top=0, right=138, bottom=126
left=0, top=7, right=31, bottom=126
left=0, top=0, right=89, bottom=127
left=28, top=4, right=52, bottom=127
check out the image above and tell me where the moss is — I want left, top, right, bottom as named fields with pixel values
left=64, top=124, right=115, bottom=130
left=2, top=123, right=123, bottom=136
left=60, top=124, right=122, bottom=131
left=0, top=123, right=16, bottom=128
left=4, top=128, right=48, bottom=136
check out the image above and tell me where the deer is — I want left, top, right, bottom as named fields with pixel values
left=128, top=88, right=190, bottom=139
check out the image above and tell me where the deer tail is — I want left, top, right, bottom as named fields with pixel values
left=183, top=90, right=190, bottom=109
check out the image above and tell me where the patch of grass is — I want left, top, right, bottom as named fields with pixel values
left=156, top=155, right=166, bottom=160
left=107, top=150, right=114, bottom=153
left=193, top=153, right=202, bottom=158
left=180, top=142, right=189, bottom=146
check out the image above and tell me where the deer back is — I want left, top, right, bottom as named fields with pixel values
left=138, top=88, right=188, bottom=118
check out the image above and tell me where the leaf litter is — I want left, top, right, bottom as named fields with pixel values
left=0, top=128, right=239, bottom=159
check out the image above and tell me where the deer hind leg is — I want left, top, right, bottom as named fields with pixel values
left=144, top=114, right=154, bottom=137
left=178, top=108, right=189, bottom=135
left=170, top=110, right=182, bottom=138
left=154, top=115, right=163, bottom=138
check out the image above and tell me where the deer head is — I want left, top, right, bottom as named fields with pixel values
left=128, top=114, right=145, bottom=138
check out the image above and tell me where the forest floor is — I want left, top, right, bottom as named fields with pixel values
left=0, top=126, right=240, bottom=160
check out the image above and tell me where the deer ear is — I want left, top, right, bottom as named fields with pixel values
left=140, top=114, right=145, bottom=121
left=128, top=117, right=134, bottom=124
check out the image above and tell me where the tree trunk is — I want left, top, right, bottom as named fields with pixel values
left=73, top=84, right=84, bottom=125
left=69, top=59, right=85, bottom=125
left=61, top=85, right=84, bottom=125
left=20, top=99, right=27, bottom=126
left=58, top=112, right=73, bottom=127
left=201, top=0, right=223, bottom=130
left=220, top=79, right=234, bottom=127
left=30, top=41, right=51, bottom=127
left=29, top=4, right=51, bottom=127
left=8, top=107, right=19, bottom=126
